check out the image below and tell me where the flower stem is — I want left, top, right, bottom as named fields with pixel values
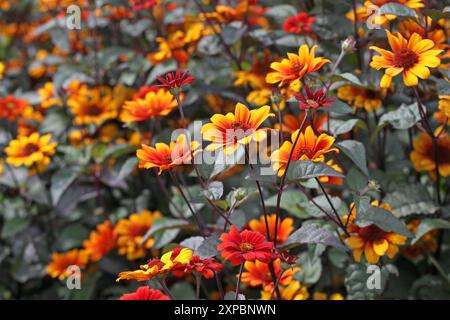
left=195, top=274, right=201, bottom=300
left=174, top=94, right=186, bottom=129
left=235, top=263, right=244, bottom=300
left=158, top=279, right=176, bottom=300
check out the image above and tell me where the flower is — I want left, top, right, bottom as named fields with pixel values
left=337, top=85, right=386, bottom=112
left=120, top=88, right=178, bottom=122
left=402, top=219, right=438, bottom=259
left=130, top=0, right=158, bottom=12
left=410, top=130, right=450, bottom=178
left=0, top=95, right=29, bottom=121
left=157, top=69, right=195, bottom=92
left=0, top=61, right=4, bottom=79
left=116, top=259, right=164, bottom=282
left=182, top=256, right=223, bottom=279
left=136, top=134, right=201, bottom=175
left=260, top=281, right=309, bottom=300
left=47, top=249, right=89, bottom=280
left=217, top=225, right=274, bottom=266
left=271, top=126, right=339, bottom=176
left=5, top=133, right=57, bottom=168
left=38, top=82, right=62, bottom=109
left=283, top=12, right=315, bottom=37
left=398, top=18, right=447, bottom=51
left=160, top=247, right=193, bottom=272
left=241, top=259, right=299, bottom=291
left=120, top=286, right=170, bottom=300
left=345, top=201, right=408, bottom=264
left=201, top=103, right=274, bottom=155
left=276, top=112, right=327, bottom=134
left=369, top=31, right=442, bottom=88
left=248, top=214, right=294, bottom=244
left=434, top=95, right=450, bottom=125
left=83, top=221, right=117, bottom=262
left=266, top=45, right=330, bottom=87
left=318, top=160, right=344, bottom=185
left=294, top=85, right=335, bottom=110
left=114, top=210, right=162, bottom=260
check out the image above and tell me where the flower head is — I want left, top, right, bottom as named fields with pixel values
left=114, top=210, right=162, bottom=260
left=283, top=12, right=315, bottom=37
left=242, top=259, right=299, bottom=291
left=47, top=249, right=89, bottom=280
left=0, top=96, right=29, bottom=121
left=83, top=221, right=117, bottom=262
left=370, top=30, right=442, bottom=88
left=160, top=247, right=193, bottom=272
left=38, top=82, right=62, bottom=109
left=248, top=214, right=294, bottom=244
left=337, top=85, right=386, bottom=112
left=130, top=0, right=158, bottom=12
left=266, top=45, right=330, bottom=87
left=157, top=69, right=195, bottom=93
left=260, top=280, right=309, bottom=300
left=136, top=134, right=201, bottom=174
left=120, top=286, right=170, bottom=300
left=217, top=225, right=274, bottom=266
left=5, top=133, right=57, bottom=168
left=271, top=126, right=338, bottom=176
left=116, top=259, right=164, bottom=282
left=182, top=256, right=223, bottom=279
left=294, top=85, right=335, bottom=110
left=201, top=102, right=274, bottom=155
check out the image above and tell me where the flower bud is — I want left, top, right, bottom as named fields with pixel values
left=341, top=36, right=357, bottom=53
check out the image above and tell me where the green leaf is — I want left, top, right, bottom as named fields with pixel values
left=303, top=195, right=343, bottom=218
left=336, top=140, right=369, bottom=177
left=282, top=222, right=347, bottom=250
left=202, top=181, right=223, bottom=201
left=266, top=189, right=310, bottom=218
left=355, top=196, right=413, bottom=237
left=437, top=78, right=450, bottom=96
left=39, top=109, right=70, bottom=137
left=412, top=219, right=450, bottom=245
left=384, top=184, right=438, bottom=217
left=55, top=224, right=90, bottom=251
left=265, top=5, right=297, bottom=19
left=287, top=160, right=345, bottom=181
left=329, top=99, right=353, bottom=115
left=141, top=218, right=190, bottom=249
left=336, top=73, right=363, bottom=86
left=345, top=263, right=393, bottom=299
left=51, top=169, right=80, bottom=206
left=329, top=119, right=359, bottom=136
left=346, top=167, right=368, bottom=192
left=196, top=233, right=220, bottom=259
left=295, top=245, right=324, bottom=285
left=379, top=103, right=420, bottom=130
left=170, top=282, right=196, bottom=300
left=379, top=3, right=417, bottom=17
left=180, top=236, right=205, bottom=251
left=1, top=218, right=29, bottom=238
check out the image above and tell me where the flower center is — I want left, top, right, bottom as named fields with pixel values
left=295, top=147, right=313, bottom=159
left=394, top=48, right=418, bottom=69
left=230, top=121, right=252, bottom=141
left=23, top=143, right=39, bottom=155
left=290, top=61, right=305, bottom=75
left=85, top=104, right=104, bottom=116
left=359, top=225, right=385, bottom=241
left=240, top=242, right=254, bottom=252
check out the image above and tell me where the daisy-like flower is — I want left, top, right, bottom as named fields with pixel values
left=120, top=286, right=170, bottom=300
left=136, top=134, right=201, bottom=175
left=410, top=130, right=450, bottom=178
left=201, top=103, right=274, bottom=155
left=0, top=95, right=29, bottom=121
left=130, top=0, right=158, bottom=12
left=160, top=247, right=193, bottom=272
left=345, top=201, right=408, bottom=264
left=318, top=160, right=344, bottom=185
left=337, top=85, right=387, bottom=112
left=266, top=45, right=330, bottom=87
left=38, top=82, right=62, bottom=109
left=271, top=126, right=339, bottom=176
left=116, top=259, right=164, bottom=282
left=248, top=214, right=294, bottom=244
left=283, top=12, right=315, bottom=38
left=157, top=69, right=195, bottom=93
left=370, top=31, right=442, bottom=88
left=260, top=280, right=309, bottom=300
left=114, top=210, right=162, bottom=260
left=181, top=256, right=223, bottom=279
left=241, top=259, right=299, bottom=291
left=83, top=221, right=117, bottom=262
left=5, top=133, right=57, bottom=168
left=47, top=249, right=89, bottom=280
left=434, top=95, right=450, bottom=125
left=217, top=225, right=274, bottom=266
left=294, top=85, right=335, bottom=110
left=276, top=113, right=327, bottom=134
left=120, top=88, right=178, bottom=122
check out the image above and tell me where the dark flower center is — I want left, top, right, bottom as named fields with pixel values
left=359, top=225, right=385, bottom=241
left=240, top=242, right=254, bottom=252
left=394, top=48, right=418, bottom=69
left=290, top=61, right=305, bottom=75
left=23, top=143, right=40, bottom=155
left=86, top=104, right=104, bottom=116
left=295, top=147, right=313, bottom=159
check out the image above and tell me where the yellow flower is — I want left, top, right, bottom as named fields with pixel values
left=201, top=102, right=274, bottom=155
left=337, top=85, right=387, bottom=112
left=370, top=30, right=442, bottom=88
left=260, top=281, right=309, bottom=300
left=116, top=263, right=161, bottom=282
left=5, top=133, right=57, bottom=168
left=434, top=95, right=450, bottom=125
left=38, top=82, right=62, bottom=109
left=160, top=248, right=193, bottom=271
left=114, top=210, right=162, bottom=260
left=0, top=61, right=4, bottom=79
left=266, top=45, right=330, bottom=87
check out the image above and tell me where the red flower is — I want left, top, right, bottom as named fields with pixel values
left=217, top=225, right=274, bottom=266
left=294, top=86, right=335, bottom=110
left=283, top=12, right=315, bottom=37
left=131, top=0, right=158, bottom=12
left=157, top=69, right=195, bottom=92
left=120, top=286, right=170, bottom=300
left=183, top=256, right=223, bottom=279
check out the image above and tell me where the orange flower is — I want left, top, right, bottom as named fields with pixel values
left=402, top=219, right=438, bottom=259
left=201, top=103, right=274, bottom=155
left=345, top=201, right=408, bottom=264
left=318, top=160, right=344, bottom=185
left=241, top=259, right=299, bottom=291
left=337, top=85, right=386, bottom=112
left=117, top=260, right=163, bottom=282
left=0, top=95, right=29, bottom=121
left=434, top=95, right=450, bottom=125
left=120, top=89, right=178, bottom=122
left=266, top=45, right=329, bottom=87
left=83, top=221, right=117, bottom=262
left=5, top=133, right=57, bottom=168
left=38, top=82, right=62, bottom=109
left=271, top=126, right=338, bottom=176
left=410, top=130, right=450, bottom=178
left=47, top=249, right=89, bottom=280
left=260, top=280, right=309, bottom=300
left=114, top=210, right=162, bottom=260
left=398, top=18, right=447, bottom=50
left=370, top=30, right=442, bottom=88
left=276, top=112, right=326, bottom=134
left=248, top=214, right=294, bottom=244
left=137, top=134, right=201, bottom=175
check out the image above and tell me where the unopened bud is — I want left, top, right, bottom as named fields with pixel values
left=234, top=188, right=247, bottom=201
left=367, top=180, right=380, bottom=192
left=341, top=36, right=357, bottom=53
